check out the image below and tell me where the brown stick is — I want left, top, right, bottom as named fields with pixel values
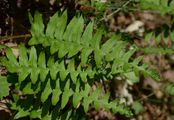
left=0, top=34, right=31, bottom=42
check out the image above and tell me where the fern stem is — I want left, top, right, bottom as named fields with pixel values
left=0, top=34, right=31, bottom=42
left=100, top=0, right=133, bottom=21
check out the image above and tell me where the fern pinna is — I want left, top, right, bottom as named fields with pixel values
left=1, top=11, right=160, bottom=119
left=140, top=0, right=174, bottom=46
left=140, top=0, right=174, bottom=16
left=143, top=19, right=174, bottom=46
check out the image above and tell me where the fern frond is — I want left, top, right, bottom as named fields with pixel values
left=142, top=18, right=174, bottom=50
left=144, top=30, right=174, bottom=45
left=0, top=10, right=162, bottom=119
left=29, top=11, right=159, bottom=80
left=139, top=46, right=174, bottom=54
left=2, top=45, right=95, bottom=84
left=28, top=11, right=119, bottom=67
left=164, top=83, right=174, bottom=96
left=140, top=0, right=174, bottom=15
left=1, top=45, right=135, bottom=118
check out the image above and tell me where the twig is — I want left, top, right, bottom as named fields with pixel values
left=138, top=92, right=154, bottom=102
left=0, top=34, right=31, bottom=42
left=134, top=85, right=155, bottom=102
left=100, top=0, right=133, bottom=21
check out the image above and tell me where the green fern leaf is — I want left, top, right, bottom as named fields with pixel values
left=51, top=79, right=62, bottom=105
left=38, top=52, right=46, bottom=68
left=42, top=115, right=52, bottom=120
left=124, top=72, right=139, bottom=83
left=19, top=44, right=28, bottom=66
left=30, top=109, right=42, bottom=119
left=14, top=109, right=30, bottom=119
left=80, top=72, right=87, bottom=82
left=59, top=61, right=68, bottom=81
left=0, top=76, right=10, bottom=99
left=50, top=42, right=59, bottom=54
left=46, top=12, right=58, bottom=38
left=41, top=79, right=52, bottom=103
left=123, top=49, right=136, bottom=63
left=67, top=44, right=82, bottom=58
left=30, top=68, right=40, bottom=84
left=48, top=58, right=59, bottom=80
left=29, top=47, right=37, bottom=67
left=61, top=80, right=74, bottom=109
left=19, top=67, right=31, bottom=82
left=6, top=47, right=19, bottom=66
left=81, top=48, right=93, bottom=66
left=63, top=16, right=84, bottom=43
left=54, top=11, right=67, bottom=40
left=83, top=96, right=92, bottom=113
left=91, top=29, right=103, bottom=49
left=94, top=93, right=110, bottom=111
left=38, top=52, right=49, bottom=82
left=81, top=22, right=93, bottom=46
left=101, top=35, right=119, bottom=55
left=58, top=44, right=68, bottom=58
left=68, top=59, right=78, bottom=83
left=22, top=82, right=40, bottom=94
left=72, top=80, right=82, bottom=108
left=165, top=83, right=174, bottom=96
left=59, top=108, right=72, bottom=120
left=94, top=49, right=102, bottom=67
left=29, top=11, right=45, bottom=45
left=73, top=92, right=82, bottom=108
